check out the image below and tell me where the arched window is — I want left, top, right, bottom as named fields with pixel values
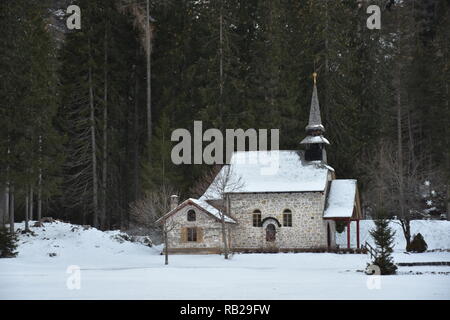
left=187, top=209, right=196, bottom=221
left=252, top=210, right=262, bottom=227
left=283, top=209, right=292, bottom=227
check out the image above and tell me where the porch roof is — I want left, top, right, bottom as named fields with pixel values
left=323, top=179, right=359, bottom=219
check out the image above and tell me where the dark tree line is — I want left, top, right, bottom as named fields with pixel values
left=1, top=0, right=449, bottom=234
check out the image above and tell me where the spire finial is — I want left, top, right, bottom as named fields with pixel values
left=312, top=72, right=317, bottom=85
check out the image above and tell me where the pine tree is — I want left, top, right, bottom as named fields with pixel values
left=3, top=0, right=447, bottom=231
left=0, top=226, right=18, bottom=258
left=142, top=113, right=183, bottom=192
left=407, top=233, right=428, bottom=253
left=0, top=0, right=63, bottom=230
left=58, top=0, right=100, bottom=226
left=369, top=214, right=397, bottom=275
left=58, top=0, right=146, bottom=228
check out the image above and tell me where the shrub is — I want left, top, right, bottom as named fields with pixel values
left=335, top=220, right=346, bottom=233
left=407, top=233, right=428, bottom=253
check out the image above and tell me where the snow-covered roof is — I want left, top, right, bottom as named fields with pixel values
left=188, top=198, right=236, bottom=223
left=300, top=135, right=330, bottom=145
left=156, top=198, right=236, bottom=224
left=201, top=150, right=333, bottom=200
left=323, top=179, right=357, bottom=219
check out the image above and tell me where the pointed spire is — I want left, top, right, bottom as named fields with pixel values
left=305, top=73, right=325, bottom=133
left=300, top=73, right=329, bottom=162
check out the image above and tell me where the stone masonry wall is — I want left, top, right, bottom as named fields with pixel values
left=167, top=203, right=232, bottom=252
left=229, top=192, right=336, bottom=249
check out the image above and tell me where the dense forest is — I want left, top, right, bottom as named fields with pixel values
left=1, top=0, right=449, bottom=233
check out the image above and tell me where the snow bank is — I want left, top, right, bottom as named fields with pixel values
left=336, top=220, right=450, bottom=250
left=11, top=221, right=159, bottom=263
left=1, top=220, right=449, bottom=299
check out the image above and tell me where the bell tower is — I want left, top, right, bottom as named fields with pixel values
left=300, top=73, right=330, bottom=162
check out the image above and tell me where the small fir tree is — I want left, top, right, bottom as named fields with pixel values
left=407, top=233, right=428, bottom=253
left=369, top=215, right=397, bottom=275
left=0, top=227, right=18, bottom=258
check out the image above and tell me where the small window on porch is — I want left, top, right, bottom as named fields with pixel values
left=187, top=227, right=197, bottom=242
left=187, top=209, right=196, bottom=221
left=252, top=210, right=262, bottom=227
left=283, top=209, right=292, bottom=227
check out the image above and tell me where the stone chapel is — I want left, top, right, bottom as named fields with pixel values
left=156, top=75, right=362, bottom=253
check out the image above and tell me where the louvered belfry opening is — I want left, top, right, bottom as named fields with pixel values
left=305, top=143, right=323, bottom=161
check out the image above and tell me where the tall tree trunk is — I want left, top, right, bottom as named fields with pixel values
left=219, top=4, right=224, bottom=130
left=445, top=78, right=450, bottom=221
left=88, top=48, right=99, bottom=228
left=444, top=7, right=450, bottom=221
left=101, top=27, right=108, bottom=230
left=394, top=10, right=410, bottom=250
left=146, top=0, right=152, bottom=156
left=164, top=226, right=169, bottom=265
left=3, top=185, right=9, bottom=228
left=6, top=143, right=10, bottom=231
left=9, top=186, right=14, bottom=234
left=37, top=135, right=42, bottom=222
left=324, top=0, right=330, bottom=121
left=406, top=104, right=416, bottom=168
left=25, top=190, right=29, bottom=232
left=396, top=78, right=410, bottom=248
left=133, top=56, right=140, bottom=200
left=29, top=186, right=34, bottom=222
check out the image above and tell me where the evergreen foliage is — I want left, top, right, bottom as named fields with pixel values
left=1, top=0, right=449, bottom=230
left=407, top=233, right=428, bottom=253
left=0, top=0, right=63, bottom=225
left=0, top=227, right=18, bottom=258
left=335, top=221, right=346, bottom=234
left=369, top=214, right=398, bottom=275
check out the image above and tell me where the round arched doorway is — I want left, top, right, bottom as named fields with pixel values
left=266, top=223, right=276, bottom=242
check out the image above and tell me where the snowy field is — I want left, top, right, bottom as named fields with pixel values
left=0, top=220, right=449, bottom=300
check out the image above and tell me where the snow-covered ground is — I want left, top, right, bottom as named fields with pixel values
left=0, top=220, right=449, bottom=300
left=336, top=219, right=450, bottom=250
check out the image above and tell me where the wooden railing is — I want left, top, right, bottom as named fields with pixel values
left=363, top=241, right=377, bottom=259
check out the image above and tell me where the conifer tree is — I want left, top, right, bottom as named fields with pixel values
left=59, top=0, right=145, bottom=228
left=0, top=226, right=18, bottom=258
left=0, top=0, right=63, bottom=229
left=2, top=0, right=448, bottom=231
left=369, top=213, right=397, bottom=275
left=142, top=113, right=183, bottom=192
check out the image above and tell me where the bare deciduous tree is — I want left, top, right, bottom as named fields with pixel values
left=193, top=165, right=244, bottom=259
left=362, top=141, right=436, bottom=249
left=129, top=184, right=178, bottom=264
left=161, top=216, right=177, bottom=265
